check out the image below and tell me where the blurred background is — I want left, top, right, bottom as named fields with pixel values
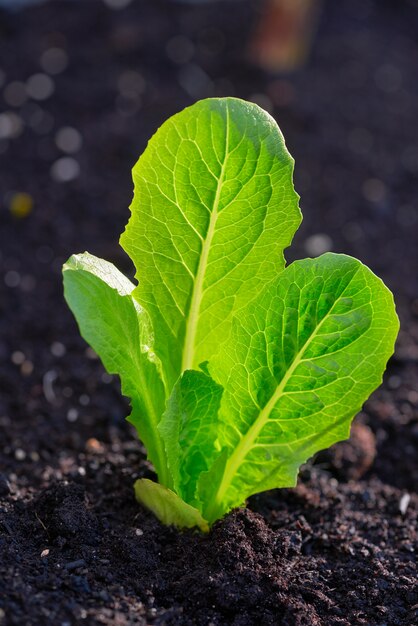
left=1, top=0, right=417, bottom=468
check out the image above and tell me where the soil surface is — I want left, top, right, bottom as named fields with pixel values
left=0, top=1, right=417, bottom=625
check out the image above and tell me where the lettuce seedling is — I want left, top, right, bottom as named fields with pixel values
left=63, top=98, right=399, bottom=531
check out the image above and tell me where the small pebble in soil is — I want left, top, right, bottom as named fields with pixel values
left=388, top=375, right=401, bottom=389
left=43, top=370, right=57, bottom=403
left=40, top=47, right=68, bottom=75
left=0, top=416, right=11, bottom=429
left=67, top=408, right=79, bottom=422
left=55, top=127, right=83, bottom=154
left=50, top=157, right=80, bottom=182
left=304, top=233, right=333, bottom=257
left=4, top=270, right=20, bottom=288
left=407, top=390, right=418, bottom=405
left=86, top=438, right=105, bottom=454
left=11, top=351, right=25, bottom=365
left=316, top=422, right=376, bottom=481
left=0, top=111, right=23, bottom=140
left=14, top=448, right=26, bottom=461
left=20, top=360, right=33, bottom=376
left=399, top=493, right=411, bottom=515
left=26, top=73, right=54, bottom=101
left=51, top=341, right=66, bottom=357
left=79, top=394, right=90, bottom=406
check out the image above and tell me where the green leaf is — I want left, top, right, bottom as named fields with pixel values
left=135, top=478, right=209, bottom=532
left=158, top=369, right=223, bottom=508
left=203, top=253, right=399, bottom=522
left=62, top=253, right=170, bottom=486
left=120, top=97, right=301, bottom=389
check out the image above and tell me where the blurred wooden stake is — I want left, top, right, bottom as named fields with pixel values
left=250, top=0, right=323, bottom=72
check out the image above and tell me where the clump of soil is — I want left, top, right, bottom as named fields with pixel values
left=1, top=463, right=416, bottom=625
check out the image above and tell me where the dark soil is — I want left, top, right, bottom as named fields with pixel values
left=0, top=1, right=417, bottom=625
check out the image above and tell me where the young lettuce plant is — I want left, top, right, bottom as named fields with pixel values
left=63, top=98, right=399, bottom=531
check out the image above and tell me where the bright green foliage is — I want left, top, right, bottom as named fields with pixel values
left=120, top=97, right=301, bottom=390
left=63, top=98, right=399, bottom=532
left=158, top=370, right=223, bottom=507
left=62, top=253, right=171, bottom=486
left=201, top=253, right=398, bottom=522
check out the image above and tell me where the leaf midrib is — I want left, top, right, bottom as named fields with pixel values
left=181, top=105, right=230, bottom=372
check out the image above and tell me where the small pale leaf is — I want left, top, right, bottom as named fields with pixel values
left=135, top=478, right=209, bottom=532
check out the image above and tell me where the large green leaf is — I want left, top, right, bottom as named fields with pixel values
left=62, top=253, right=170, bottom=486
left=202, top=253, right=399, bottom=522
left=120, top=97, right=301, bottom=389
left=158, top=369, right=223, bottom=507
